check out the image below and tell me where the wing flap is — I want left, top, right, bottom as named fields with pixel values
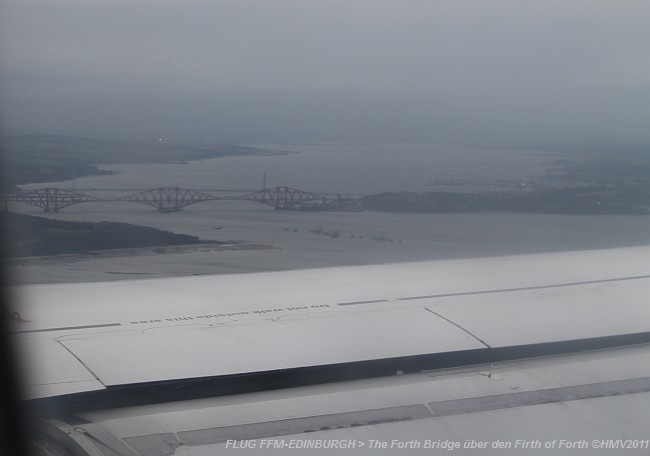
left=14, top=247, right=650, bottom=400
left=17, top=337, right=105, bottom=400
left=58, top=308, right=484, bottom=386
left=430, top=279, right=650, bottom=347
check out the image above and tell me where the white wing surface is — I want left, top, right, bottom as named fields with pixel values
left=12, top=246, right=650, bottom=454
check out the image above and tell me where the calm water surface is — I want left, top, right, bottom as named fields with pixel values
left=12, top=144, right=650, bottom=284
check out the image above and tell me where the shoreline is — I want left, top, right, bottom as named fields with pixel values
left=3, top=135, right=292, bottom=189
left=8, top=242, right=277, bottom=265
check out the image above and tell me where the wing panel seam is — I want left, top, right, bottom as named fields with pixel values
left=398, top=274, right=650, bottom=302
left=424, top=307, right=491, bottom=348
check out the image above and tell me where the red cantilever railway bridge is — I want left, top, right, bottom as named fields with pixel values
left=1, top=186, right=358, bottom=213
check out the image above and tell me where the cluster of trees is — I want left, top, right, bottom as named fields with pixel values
left=2, top=213, right=211, bottom=257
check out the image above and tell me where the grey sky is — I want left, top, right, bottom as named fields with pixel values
left=1, top=0, right=649, bottom=143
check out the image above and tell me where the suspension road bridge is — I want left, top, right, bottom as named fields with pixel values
left=1, top=186, right=362, bottom=213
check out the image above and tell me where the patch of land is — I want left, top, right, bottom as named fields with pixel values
left=1, top=134, right=290, bottom=189
left=363, top=151, right=650, bottom=215
left=1, top=212, right=223, bottom=258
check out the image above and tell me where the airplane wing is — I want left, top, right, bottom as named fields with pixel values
left=10, top=246, right=650, bottom=455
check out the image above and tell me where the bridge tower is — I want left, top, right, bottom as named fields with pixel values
left=239, top=186, right=324, bottom=210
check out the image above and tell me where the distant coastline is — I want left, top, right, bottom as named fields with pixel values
left=362, top=152, right=650, bottom=215
left=3, top=138, right=650, bottom=262
left=2, top=134, right=292, bottom=190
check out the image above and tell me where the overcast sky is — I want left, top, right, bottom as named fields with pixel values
left=1, top=0, right=649, bottom=144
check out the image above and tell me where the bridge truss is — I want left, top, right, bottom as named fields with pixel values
left=2, top=186, right=345, bottom=212
left=3, top=188, right=99, bottom=212
left=118, top=187, right=219, bottom=213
